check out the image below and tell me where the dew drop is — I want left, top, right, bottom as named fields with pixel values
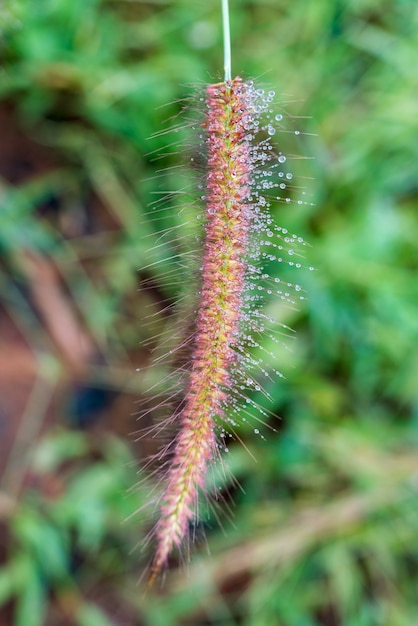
left=278, top=155, right=286, bottom=163
left=275, top=114, right=283, bottom=122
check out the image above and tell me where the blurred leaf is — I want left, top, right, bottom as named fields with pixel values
left=14, top=553, right=46, bottom=626
left=13, top=508, right=69, bottom=580
left=77, top=603, right=114, bottom=626
left=32, top=429, right=90, bottom=473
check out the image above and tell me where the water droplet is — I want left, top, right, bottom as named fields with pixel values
left=275, top=114, right=283, bottom=122
left=278, top=155, right=286, bottom=163
left=268, top=126, right=276, bottom=136
left=295, top=130, right=300, bottom=135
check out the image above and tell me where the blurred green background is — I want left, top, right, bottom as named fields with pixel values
left=1, top=0, right=418, bottom=624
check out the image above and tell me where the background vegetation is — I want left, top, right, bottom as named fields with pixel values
left=0, top=0, right=417, bottom=624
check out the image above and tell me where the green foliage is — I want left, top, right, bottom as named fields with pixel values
left=0, top=0, right=417, bottom=624
left=1, top=431, right=147, bottom=624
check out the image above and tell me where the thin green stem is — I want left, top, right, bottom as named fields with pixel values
left=222, top=0, right=231, bottom=81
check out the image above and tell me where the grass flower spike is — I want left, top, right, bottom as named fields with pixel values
left=149, top=77, right=256, bottom=584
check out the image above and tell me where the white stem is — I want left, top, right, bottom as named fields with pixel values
left=222, top=0, right=231, bottom=81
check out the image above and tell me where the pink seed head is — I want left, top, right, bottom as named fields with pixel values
left=147, top=76, right=306, bottom=587
left=148, top=78, right=255, bottom=585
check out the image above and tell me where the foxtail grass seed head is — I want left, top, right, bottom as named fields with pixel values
left=145, top=77, right=310, bottom=587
